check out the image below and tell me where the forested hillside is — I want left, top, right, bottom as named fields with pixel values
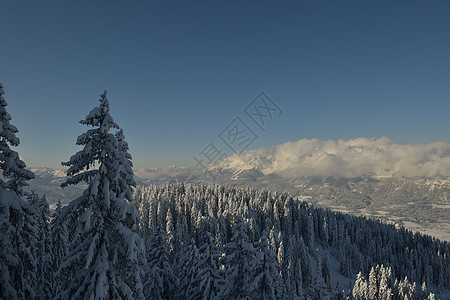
left=132, top=183, right=449, bottom=299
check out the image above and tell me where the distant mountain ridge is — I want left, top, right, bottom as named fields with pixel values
left=27, top=166, right=193, bottom=206
left=27, top=165, right=450, bottom=241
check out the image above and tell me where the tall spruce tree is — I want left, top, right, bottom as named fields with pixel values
left=246, top=231, right=284, bottom=299
left=58, top=90, right=145, bottom=299
left=0, top=189, right=38, bottom=299
left=0, top=83, right=34, bottom=195
left=192, top=231, right=224, bottom=300
left=352, top=271, right=368, bottom=300
left=28, top=194, right=52, bottom=299
left=50, top=199, right=68, bottom=298
left=115, top=129, right=136, bottom=201
left=368, top=266, right=378, bottom=300
left=217, top=215, right=256, bottom=299
left=178, top=240, right=200, bottom=299
left=143, top=226, right=176, bottom=300
left=321, top=251, right=332, bottom=292
left=0, top=83, right=37, bottom=299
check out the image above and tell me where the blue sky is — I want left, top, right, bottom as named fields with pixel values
left=1, top=1, right=450, bottom=169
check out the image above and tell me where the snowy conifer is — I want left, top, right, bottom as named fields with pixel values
left=418, top=282, right=428, bottom=299
left=246, top=231, right=284, bottom=299
left=0, top=83, right=37, bottom=299
left=0, top=188, right=37, bottom=299
left=352, top=271, right=368, bottom=300
left=50, top=199, right=68, bottom=297
left=115, top=129, right=136, bottom=201
left=378, top=265, right=392, bottom=300
left=58, top=90, right=145, bottom=299
left=321, top=251, right=332, bottom=292
left=299, top=237, right=313, bottom=288
left=368, top=266, right=378, bottom=300
left=285, top=238, right=303, bottom=299
left=217, top=215, right=256, bottom=299
left=178, top=240, right=200, bottom=299
left=0, top=83, right=34, bottom=196
left=310, top=249, right=329, bottom=299
left=143, top=227, right=176, bottom=299
left=192, top=231, right=224, bottom=300
left=29, top=194, right=52, bottom=299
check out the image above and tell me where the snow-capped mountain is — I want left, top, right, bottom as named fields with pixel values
left=209, top=137, right=450, bottom=178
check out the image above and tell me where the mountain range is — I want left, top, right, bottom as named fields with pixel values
left=27, top=161, right=450, bottom=242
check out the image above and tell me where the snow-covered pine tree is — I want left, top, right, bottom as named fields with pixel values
left=321, top=251, right=332, bottom=292
left=306, top=213, right=314, bottom=251
left=368, top=265, right=378, bottom=300
left=178, top=240, right=200, bottom=299
left=352, top=271, right=368, bottom=300
left=378, top=265, right=392, bottom=300
left=418, top=282, right=428, bottom=299
left=246, top=231, right=284, bottom=299
left=217, top=215, right=256, bottom=299
left=26, top=191, right=39, bottom=208
left=0, top=83, right=34, bottom=196
left=191, top=231, right=224, bottom=300
left=0, top=83, right=37, bottom=299
left=298, top=237, right=313, bottom=288
left=115, top=129, right=136, bottom=201
left=0, top=83, right=36, bottom=299
left=309, top=249, right=329, bottom=299
left=0, top=189, right=38, bottom=299
left=165, top=207, right=176, bottom=253
left=284, top=238, right=302, bottom=299
left=277, top=240, right=285, bottom=275
left=50, top=199, right=68, bottom=298
left=58, top=90, right=145, bottom=299
left=28, top=194, right=52, bottom=299
left=143, top=226, right=176, bottom=299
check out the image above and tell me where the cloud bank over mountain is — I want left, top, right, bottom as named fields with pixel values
left=214, top=137, right=450, bottom=178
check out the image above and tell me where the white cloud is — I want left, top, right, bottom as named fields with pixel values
left=218, top=137, right=450, bottom=178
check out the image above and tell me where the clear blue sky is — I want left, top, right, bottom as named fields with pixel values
left=1, top=0, right=450, bottom=169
